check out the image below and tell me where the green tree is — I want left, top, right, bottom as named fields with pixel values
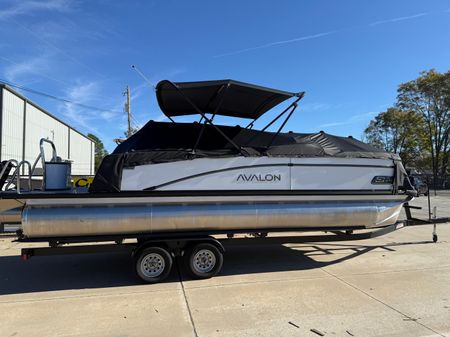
left=87, top=133, right=109, bottom=172
left=397, top=70, right=450, bottom=187
left=124, top=126, right=139, bottom=138
left=364, top=108, right=426, bottom=167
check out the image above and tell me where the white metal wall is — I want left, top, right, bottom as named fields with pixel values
left=1, top=87, right=95, bottom=176
left=24, top=102, right=69, bottom=167
left=69, top=129, right=93, bottom=175
left=1, top=89, right=24, bottom=162
left=91, top=141, right=95, bottom=176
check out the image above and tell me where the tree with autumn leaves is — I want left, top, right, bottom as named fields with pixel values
left=364, top=70, right=449, bottom=188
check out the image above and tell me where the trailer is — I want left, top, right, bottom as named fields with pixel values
left=1, top=132, right=448, bottom=284
left=15, top=201, right=449, bottom=284
left=2, top=79, right=448, bottom=284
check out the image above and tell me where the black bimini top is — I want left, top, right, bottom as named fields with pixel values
left=89, top=79, right=402, bottom=193
left=156, top=79, right=301, bottom=119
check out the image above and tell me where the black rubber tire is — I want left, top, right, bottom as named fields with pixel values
left=134, top=246, right=173, bottom=283
left=184, top=243, right=223, bottom=279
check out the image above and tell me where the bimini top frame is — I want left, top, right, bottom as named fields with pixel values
left=155, top=79, right=305, bottom=155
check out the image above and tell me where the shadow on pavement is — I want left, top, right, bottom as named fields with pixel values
left=0, top=239, right=434, bottom=296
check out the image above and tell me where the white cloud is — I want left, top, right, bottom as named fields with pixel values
left=369, top=12, right=428, bottom=26
left=62, top=82, right=100, bottom=129
left=3, top=57, right=45, bottom=82
left=0, top=54, right=58, bottom=84
left=301, top=102, right=333, bottom=112
left=215, top=31, right=338, bottom=58
left=319, top=111, right=377, bottom=128
left=66, top=82, right=98, bottom=103
left=59, top=81, right=123, bottom=140
left=0, top=0, right=75, bottom=20
left=215, top=10, right=440, bottom=57
left=154, top=113, right=169, bottom=122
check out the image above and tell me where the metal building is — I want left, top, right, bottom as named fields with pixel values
left=0, top=84, right=95, bottom=176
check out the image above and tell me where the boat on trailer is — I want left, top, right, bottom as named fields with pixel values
left=0, top=79, right=425, bottom=283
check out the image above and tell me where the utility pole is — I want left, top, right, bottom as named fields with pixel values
left=124, top=86, right=131, bottom=137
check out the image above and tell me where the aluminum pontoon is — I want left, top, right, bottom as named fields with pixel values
left=1, top=79, right=428, bottom=283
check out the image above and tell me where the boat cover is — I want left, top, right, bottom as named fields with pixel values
left=156, top=80, right=300, bottom=119
left=90, top=121, right=403, bottom=193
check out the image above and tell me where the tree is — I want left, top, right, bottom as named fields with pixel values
left=87, top=133, right=109, bottom=172
left=397, top=70, right=450, bottom=188
left=364, top=108, right=426, bottom=167
left=124, top=126, right=139, bottom=138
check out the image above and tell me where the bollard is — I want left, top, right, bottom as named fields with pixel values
left=432, top=206, right=438, bottom=243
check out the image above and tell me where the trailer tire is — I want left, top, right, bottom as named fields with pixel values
left=135, top=247, right=172, bottom=283
left=184, top=243, right=223, bottom=279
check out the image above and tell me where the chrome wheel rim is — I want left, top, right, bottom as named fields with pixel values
left=141, top=253, right=165, bottom=278
left=192, top=249, right=216, bottom=274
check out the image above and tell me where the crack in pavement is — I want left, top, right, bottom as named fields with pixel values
left=319, top=267, right=447, bottom=337
left=176, top=259, right=199, bottom=337
left=0, top=287, right=182, bottom=304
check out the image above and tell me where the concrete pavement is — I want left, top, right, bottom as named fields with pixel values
left=0, top=195, right=449, bottom=337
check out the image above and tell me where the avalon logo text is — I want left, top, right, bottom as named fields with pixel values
left=236, top=173, right=281, bottom=182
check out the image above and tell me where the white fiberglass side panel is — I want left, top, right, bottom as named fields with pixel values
left=290, top=157, right=395, bottom=190
left=121, top=157, right=291, bottom=191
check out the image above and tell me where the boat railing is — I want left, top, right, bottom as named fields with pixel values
left=30, top=138, right=58, bottom=191
left=1, top=138, right=59, bottom=193
left=4, top=160, right=33, bottom=193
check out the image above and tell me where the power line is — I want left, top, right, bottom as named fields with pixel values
left=0, top=55, right=72, bottom=87
left=0, top=78, right=123, bottom=114
left=131, top=113, right=143, bottom=127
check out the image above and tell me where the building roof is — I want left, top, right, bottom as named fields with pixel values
left=0, top=84, right=94, bottom=143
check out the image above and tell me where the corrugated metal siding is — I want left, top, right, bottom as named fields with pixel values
left=1, top=88, right=24, bottom=161
left=24, top=103, right=70, bottom=168
left=0, top=86, right=95, bottom=176
left=91, top=141, right=95, bottom=175
left=69, top=129, right=93, bottom=175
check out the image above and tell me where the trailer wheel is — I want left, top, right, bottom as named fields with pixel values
left=184, top=243, right=223, bottom=279
left=135, top=247, right=172, bottom=283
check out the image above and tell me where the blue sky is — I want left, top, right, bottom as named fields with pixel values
left=0, top=0, right=449, bottom=152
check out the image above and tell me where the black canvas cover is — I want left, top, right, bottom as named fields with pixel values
left=156, top=80, right=299, bottom=119
left=90, top=121, right=401, bottom=193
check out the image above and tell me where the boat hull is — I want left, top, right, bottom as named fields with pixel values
left=21, top=195, right=408, bottom=238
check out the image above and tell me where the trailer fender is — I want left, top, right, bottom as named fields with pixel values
left=183, top=237, right=225, bottom=254
left=132, top=236, right=225, bottom=258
